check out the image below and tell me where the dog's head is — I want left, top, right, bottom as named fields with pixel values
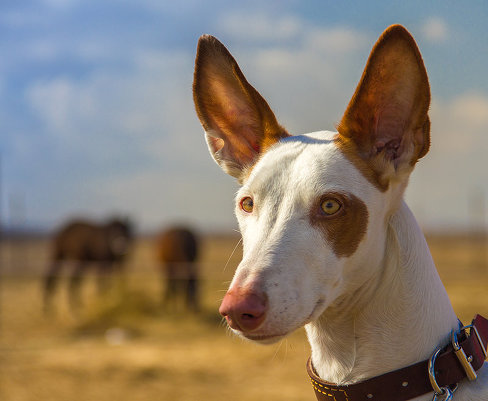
left=193, top=25, right=430, bottom=343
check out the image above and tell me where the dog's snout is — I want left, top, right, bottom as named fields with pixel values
left=219, top=289, right=267, bottom=332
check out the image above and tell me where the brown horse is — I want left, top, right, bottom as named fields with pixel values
left=43, top=218, right=132, bottom=312
left=156, top=227, right=199, bottom=312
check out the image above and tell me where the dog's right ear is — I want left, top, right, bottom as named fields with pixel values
left=193, top=35, right=289, bottom=182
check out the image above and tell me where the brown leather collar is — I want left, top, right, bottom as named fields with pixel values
left=307, top=314, right=488, bottom=401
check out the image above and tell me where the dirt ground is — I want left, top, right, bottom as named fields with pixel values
left=0, top=233, right=487, bottom=401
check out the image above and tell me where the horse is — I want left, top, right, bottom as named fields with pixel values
left=156, top=226, right=199, bottom=312
left=43, top=218, right=132, bottom=312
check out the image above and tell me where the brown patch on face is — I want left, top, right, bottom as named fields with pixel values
left=334, top=135, right=389, bottom=192
left=310, top=192, right=369, bottom=258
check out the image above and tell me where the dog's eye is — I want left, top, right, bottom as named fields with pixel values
left=320, top=199, right=341, bottom=215
left=240, top=197, right=254, bottom=213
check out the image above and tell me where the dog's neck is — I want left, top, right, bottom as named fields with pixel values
left=305, top=200, right=459, bottom=385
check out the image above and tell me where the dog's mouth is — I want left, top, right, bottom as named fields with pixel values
left=241, top=332, right=286, bottom=344
left=232, top=299, right=327, bottom=344
left=304, top=298, right=327, bottom=324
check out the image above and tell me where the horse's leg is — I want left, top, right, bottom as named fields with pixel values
left=43, top=260, right=62, bottom=314
left=69, top=262, right=85, bottom=312
left=96, top=262, right=113, bottom=295
left=186, top=262, right=199, bottom=312
left=112, top=260, right=127, bottom=294
left=163, top=262, right=177, bottom=310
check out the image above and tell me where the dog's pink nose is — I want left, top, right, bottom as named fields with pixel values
left=219, top=289, right=267, bottom=332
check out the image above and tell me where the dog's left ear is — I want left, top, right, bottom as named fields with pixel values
left=193, top=35, right=289, bottom=182
left=338, top=25, right=430, bottom=187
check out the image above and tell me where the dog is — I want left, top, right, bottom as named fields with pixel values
left=193, top=24, right=488, bottom=401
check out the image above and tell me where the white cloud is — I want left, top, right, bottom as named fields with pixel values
left=26, top=51, right=188, bottom=142
left=27, top=39, right=62, bottom=61
left=421, top=17, right=448, bottom=43
left=27, top=77, right=85, bottom=136
left=406, top=91, right=488, bottom=230
left=218, top=12, right=302, bottom=42
left=306, top=27, right=369, bottom=54
left=449, top=93, right=488, bottom=128
left=217, top=11, right=368, bottom=57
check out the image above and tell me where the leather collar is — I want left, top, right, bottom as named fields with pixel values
left=307, top=314, right=488, bottom=401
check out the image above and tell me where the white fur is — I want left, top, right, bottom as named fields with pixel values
left=224, top=131, right=488, bottom=400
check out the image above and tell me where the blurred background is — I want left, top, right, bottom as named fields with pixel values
left=1, top=1, right=487, bottom=400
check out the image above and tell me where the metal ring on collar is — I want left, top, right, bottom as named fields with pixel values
left=428, top=346, right=455, bottom=400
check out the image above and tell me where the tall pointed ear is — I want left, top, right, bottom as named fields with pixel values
left=193, top=35, right=289, bottom=182
left=337, top=25, right=430, bottom=189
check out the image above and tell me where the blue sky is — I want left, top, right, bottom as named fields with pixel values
left=1, top=1, right=488, bottom=233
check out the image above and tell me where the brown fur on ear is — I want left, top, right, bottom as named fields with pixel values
left=338, top=25, right=430, bottom=171
left=193, top=35, right=289, bottom=180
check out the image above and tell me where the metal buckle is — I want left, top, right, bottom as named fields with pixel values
left=428, top=346, right=457, bottom=401
left=451, top=323, right=488, bottom=381
left=467, top=323, right=488, bottom=359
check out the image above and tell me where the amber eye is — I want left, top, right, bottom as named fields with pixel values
left=240, top=197, right=254, bottom=213
left=320, top=199, right=341, bottom=215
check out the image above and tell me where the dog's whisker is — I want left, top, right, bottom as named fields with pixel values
left=271, top=338, right=284, bottom=362
left=223, top=237, right=242, bottom=273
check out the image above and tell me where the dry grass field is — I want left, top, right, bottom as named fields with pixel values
left=0, top=233, right=487, bottom=401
